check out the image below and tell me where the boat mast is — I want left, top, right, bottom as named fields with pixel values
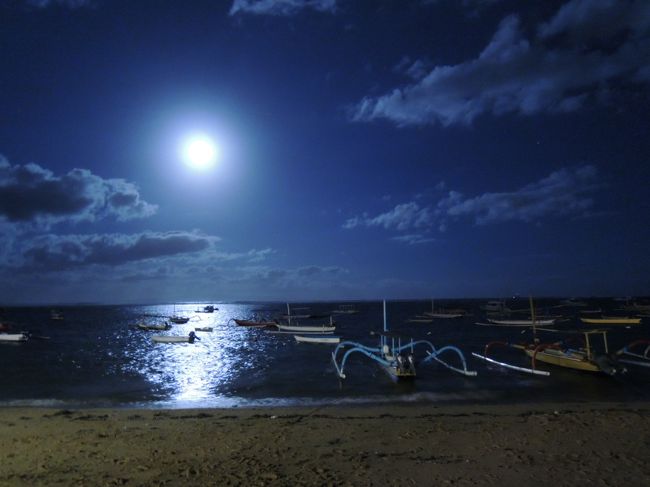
left=287, top=302, right=291, bottom=325
left=529, top=295, right=537, bottom=337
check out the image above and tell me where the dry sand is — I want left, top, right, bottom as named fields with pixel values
left=1, top=402, right=649, bottom=486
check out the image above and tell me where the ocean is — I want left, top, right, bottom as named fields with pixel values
left=0, top=299, right=648, bottom=409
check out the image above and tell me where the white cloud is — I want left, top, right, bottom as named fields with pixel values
left=230, top=0, right=337, bottom=16
left=344, top=165, right=601, bottom=240
left=352, top=1, right=650, bottom=127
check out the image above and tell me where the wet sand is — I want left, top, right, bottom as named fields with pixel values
left=1, top=401, right=649, bottom=486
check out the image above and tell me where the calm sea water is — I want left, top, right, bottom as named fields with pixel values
left=0, top=300, right=648, bottom=409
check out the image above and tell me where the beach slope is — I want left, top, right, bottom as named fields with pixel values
left=1, top=402, right=649, bottom=486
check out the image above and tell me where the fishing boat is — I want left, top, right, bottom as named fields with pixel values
left=276, top=321, right=336, bottom=333
left=0, top=332, right=29, bottom=342
left=50, top=309, right=64, bottom=321
left=481, top=300, right=510, bottom=313
left=152, top=332, right=199, bottom=344
left=194, top=326, right=213, bottom=332
left=232, top=318, right=277, bottom=328
left=580, top=317, right=641, bottom=325
left=406, top=315, right=433, bottom=323
left=169, top=304, right=190, bottom=324
left=137, top=322, right=171, bottom=331
left=488, top=318, right=556, bottom=326
left=473, top=297, right=626, bottom=376
left=331, top=301, right=476, bottom=380
left=294, top=334, right=341, bottom=344
left=332, top=304, right=359, bottom=315
left=281, top=303, right=311, bottom=320
left=195, top=305, right=217, bottom=313
left=424, top=299, right=464, bottom=319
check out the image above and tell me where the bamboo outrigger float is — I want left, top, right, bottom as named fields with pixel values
left=331, top=301, right=476, bottom=380
left=473, top=297, right=627, bottom=376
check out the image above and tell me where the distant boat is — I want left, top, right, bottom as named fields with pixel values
left=169, top=304, right=190, bottom=324
left=294, top=334, right=341, bottom=344
left=332, top=304, right=359, bottom=315
left=152, top=332, right=199, bottom=344
left=233, top=318, right=277, bottom=328
left=50, top=309, right=64, bottom=321
left=407, top=315, right=433, bottom=323
left=0, top=332, right=29, bottom=342
left=423, top=300, right=464, bottom=319
left=488, top=318, right=556, bottom=326
left=137, top=322, right=171, bottom=331
left=195, top=305, right=217, bottom=313
left=276, top=322, right=336, bottom=333
left=481, top=300, right=511, bottom=313
left=194, top=326, right=213, bottom=332
left=580, top=317, right=641, bottom=325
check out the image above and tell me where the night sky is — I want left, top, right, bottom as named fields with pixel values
left=1, top=0, right=649, bottom=304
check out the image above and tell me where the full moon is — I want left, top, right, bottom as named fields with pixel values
left=181, top=134, right=219, bottom=169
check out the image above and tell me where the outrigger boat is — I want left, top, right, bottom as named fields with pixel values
left=276, top=319, right=336, bottom=333
left=487, top=318, right=556, bottom=326
left=473, top=298, right=626, bottom=376
left=331, top=301, right=476, bottom=380
left=580, top=316, right=641, bottom=325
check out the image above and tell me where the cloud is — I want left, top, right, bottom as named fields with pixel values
left=352, top=1, right=650, bottom=126
left=17, top=231, right=217, bottom=271
left=440, top=165, right=599, bottom=224
left=0, top=156, right=157, bottom=228
left=344, top=165, right=600, bottom=239
left=343, top=202, right=434, bottom=231
left=230, top=0, right=336, bottom=16
left=391, top=234, right=436, bottom=245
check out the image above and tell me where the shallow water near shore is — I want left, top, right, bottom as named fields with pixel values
left=1, top=299, right=648, bottom=408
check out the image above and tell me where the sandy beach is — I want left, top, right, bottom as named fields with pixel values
left=1, top=401, right=649, bottom=486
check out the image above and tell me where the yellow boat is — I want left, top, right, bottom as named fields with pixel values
left=580, top=317, right=641, bottom=325
left=513, top=330, right=622, bottom=374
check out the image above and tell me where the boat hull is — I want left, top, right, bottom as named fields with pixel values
left=0, top=333, right=28, bottom=342
left=580, top=317, right=641, bottom=325
left=294, top=334, right=341, bottom=344
left=277, top=324, right=336, bottom=333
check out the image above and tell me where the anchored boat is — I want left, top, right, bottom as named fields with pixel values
left=294, top=334, right=341, bottom=344
left=152, top=331, right=200, bottom=344
left=331, top=301, right=476, bottom=381
left=473, top=297, right=626, bottom=376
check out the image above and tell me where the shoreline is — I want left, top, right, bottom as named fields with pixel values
left=2, top=401, right=649, bottom=486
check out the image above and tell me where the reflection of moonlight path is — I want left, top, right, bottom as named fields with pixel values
left=123, top=304, right=272, bottom=405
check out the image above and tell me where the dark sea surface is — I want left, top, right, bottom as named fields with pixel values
left=0, top=299, right=648, bottom=409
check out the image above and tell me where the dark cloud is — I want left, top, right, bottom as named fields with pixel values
left=19, top=231, right=216, bottom=271
left=344, top=165, right=600, bottom=240
left=0, top=156, right=157, bottom=227
left=352, top=0, right=650, bottom=126
left=230, top=0, right=336, bottom=16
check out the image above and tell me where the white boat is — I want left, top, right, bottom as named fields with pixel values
left=0, top=332, right=29, bottom=342
left=276, top=323, right=336, bottom=333
left=294, top=334, right=341, bottom=344
left=152, top=332, right=199, bottom=343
